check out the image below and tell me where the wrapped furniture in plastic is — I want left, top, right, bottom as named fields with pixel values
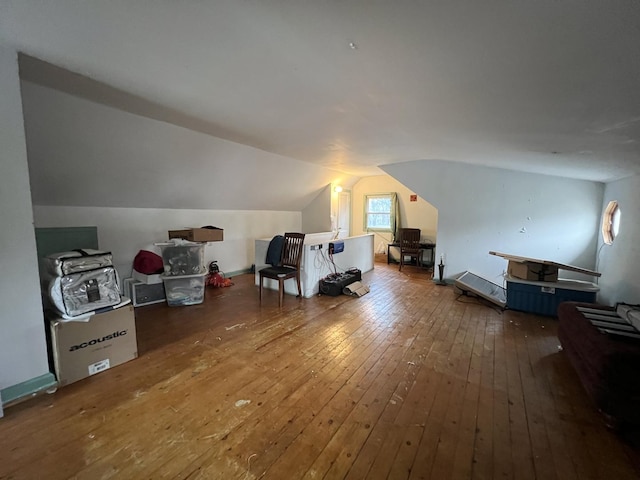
left=45, top=249, right=114, bottom=277
left=48, top=266, right=121, bottom=317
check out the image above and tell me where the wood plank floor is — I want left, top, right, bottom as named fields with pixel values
left=1, top=261, right=639, bottom=479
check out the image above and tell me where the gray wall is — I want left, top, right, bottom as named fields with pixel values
left=597, top=174, right=640, bottom=305
left=383, top=160, right=604, bottom=286
left=0, top=46, right=50, bottom=393
left=302, top=184, right=332, bottom=234
left=21, top=81, right=358, bottom=212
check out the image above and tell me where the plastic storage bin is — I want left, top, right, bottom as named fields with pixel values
left=162, top=273, right=206, bottom=306
left=506, top=276, right=599, bottom=316
left=159, top=242, right=205, bottom=276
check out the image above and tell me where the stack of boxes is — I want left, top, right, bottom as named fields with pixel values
left=159, top=227, right=224, bottom=306
left=159, top=241, right=207, bottom=306
left=494, top=252, right=600, bottom=316
left=123, top=227, right=223, bottom=308
left=43, top=249, right=138, bottom=387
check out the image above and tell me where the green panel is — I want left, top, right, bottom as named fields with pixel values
left=1, top=372, right=57, bottom=406
left=35, top=227, right=99, bottom=258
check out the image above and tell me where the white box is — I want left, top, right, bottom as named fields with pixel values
left=123, top=278, right=166, bottom=307
left=132, top=270, right=163, bottom=284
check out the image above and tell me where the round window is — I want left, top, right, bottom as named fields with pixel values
left=601, top=200, right=621, bottom=245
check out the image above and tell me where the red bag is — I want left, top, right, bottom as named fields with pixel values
left=206, top=272, right=233, bottom=287
left=133, top=250, right=164, bottom=274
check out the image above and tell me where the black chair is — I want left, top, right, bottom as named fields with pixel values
left=259, top=232, right=306, bottom=307
left=398, top=228, right=422, bottom=271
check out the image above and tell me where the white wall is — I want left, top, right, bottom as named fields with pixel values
left=255, top=233, right=375, bottom=298
left=33, top=206, right=301, bottom=278
left=352, top=175, right=439, bottom=256
left=0, top=46, right=50, bottom=392
left=298, top=234, right=374, bottom=298
left=301, top=184, right=331, bottom=233
left=383, top=160, right=603, bottom=285
left=597, top=174, right=640, bottom=305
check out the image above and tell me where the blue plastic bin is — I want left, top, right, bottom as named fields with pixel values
left=506, top=276, right=598, bottom=316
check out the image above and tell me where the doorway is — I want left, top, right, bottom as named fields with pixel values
left=337, top=191, right=351, bottom=237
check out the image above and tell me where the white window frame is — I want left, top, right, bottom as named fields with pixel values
left=601, top=200, right=621, bottom=245
left=364, top=193, right=394, bottom=232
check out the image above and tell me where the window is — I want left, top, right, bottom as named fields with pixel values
left=365, top=194, right=393, bottom=231
left=601, top=200, right=621, bottom=245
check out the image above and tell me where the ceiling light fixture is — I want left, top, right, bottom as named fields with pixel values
left=349, top=42, right=357, bottom=50
left=334, top=185, right=343, bottom=193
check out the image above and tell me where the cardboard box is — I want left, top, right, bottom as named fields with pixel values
left=507, top=260, right=558, bottom=282
left=168, top=228, right=223, bottom=242
left=49, top=305, right=138, bottom=386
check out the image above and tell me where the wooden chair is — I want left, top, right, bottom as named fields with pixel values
left=398, top=228, right=422, bottom=271
left=259, top=232, right=306, bottom=307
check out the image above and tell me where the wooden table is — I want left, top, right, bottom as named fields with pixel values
left=387, top=242, right=436, bottom=268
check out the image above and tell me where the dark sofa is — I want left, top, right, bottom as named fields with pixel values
left=557, top=301, right=640, bottom=427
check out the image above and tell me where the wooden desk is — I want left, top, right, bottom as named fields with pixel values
left=387, top=242, right=436, bottom=267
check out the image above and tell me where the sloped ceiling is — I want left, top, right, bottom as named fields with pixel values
left=20, top=79, right=354, bottom=211
left=2, top=0, right=640, bottom=187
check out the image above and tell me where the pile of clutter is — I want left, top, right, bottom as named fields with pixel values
left=132, top=240, right=208, bottom=307
left=205, top=261, right=233, bottom=288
